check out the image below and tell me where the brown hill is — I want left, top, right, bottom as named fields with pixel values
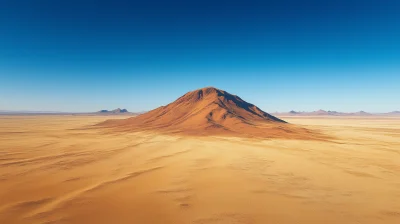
left=100, top=87, right=323, bottom=139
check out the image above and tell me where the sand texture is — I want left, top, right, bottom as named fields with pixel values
left=1, top=115, right=400, bottom=223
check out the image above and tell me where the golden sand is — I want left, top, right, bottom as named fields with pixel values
left=1, top=115, right=400, bottom=223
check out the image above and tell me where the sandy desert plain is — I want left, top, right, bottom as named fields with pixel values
left=0, top=114, right=400, bottom=224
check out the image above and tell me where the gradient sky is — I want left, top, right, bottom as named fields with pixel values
left=0, top=0, right=399, bottom=113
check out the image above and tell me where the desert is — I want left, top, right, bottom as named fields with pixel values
left=2, top=1, right=399, bottom=223
left=1, top=113, right=400, bottom=224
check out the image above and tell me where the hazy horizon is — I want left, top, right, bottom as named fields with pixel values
left=1, top=0, right=399, bottom=113
left=0, top=100, right=399, bottom=114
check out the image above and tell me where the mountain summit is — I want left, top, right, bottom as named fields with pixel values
left=100, top=87, right=320, bottom=139
left=167, top=87, right=286, bottom=124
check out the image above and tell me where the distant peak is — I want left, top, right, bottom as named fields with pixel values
left=356, top=111, right=369, bottom=114
left=99, top=108, right=129, bottom=113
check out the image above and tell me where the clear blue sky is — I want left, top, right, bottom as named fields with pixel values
left=0, top=0, right=399, bottom=113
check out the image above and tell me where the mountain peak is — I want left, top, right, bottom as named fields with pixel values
left=178, top=87, right=227, bottom=102
left=198, top=86, right=221, bottom=92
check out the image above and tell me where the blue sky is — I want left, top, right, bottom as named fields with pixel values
left=0, top=0, right=399, bottom=112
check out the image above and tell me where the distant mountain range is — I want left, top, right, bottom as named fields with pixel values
left=272, top=110, right=400, bottom=116
left=1, top=108, right=398, bottom=116
left=98, top=108, right=129, bottom=114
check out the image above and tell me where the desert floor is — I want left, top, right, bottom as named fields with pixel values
left=0, top=115, right=400, bottom=224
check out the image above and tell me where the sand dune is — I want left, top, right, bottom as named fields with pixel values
left=100, top=87, right=323, bottom=140
left=1, top=115, right=400, bottom=223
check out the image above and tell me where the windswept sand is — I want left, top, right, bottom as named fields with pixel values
left=1, top=115, right=400, bottom=223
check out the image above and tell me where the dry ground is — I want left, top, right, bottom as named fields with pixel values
left=0, top=115, right=400, bottom=223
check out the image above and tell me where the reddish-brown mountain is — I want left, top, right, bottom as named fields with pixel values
left=100, top=87, right=321, bottom=139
